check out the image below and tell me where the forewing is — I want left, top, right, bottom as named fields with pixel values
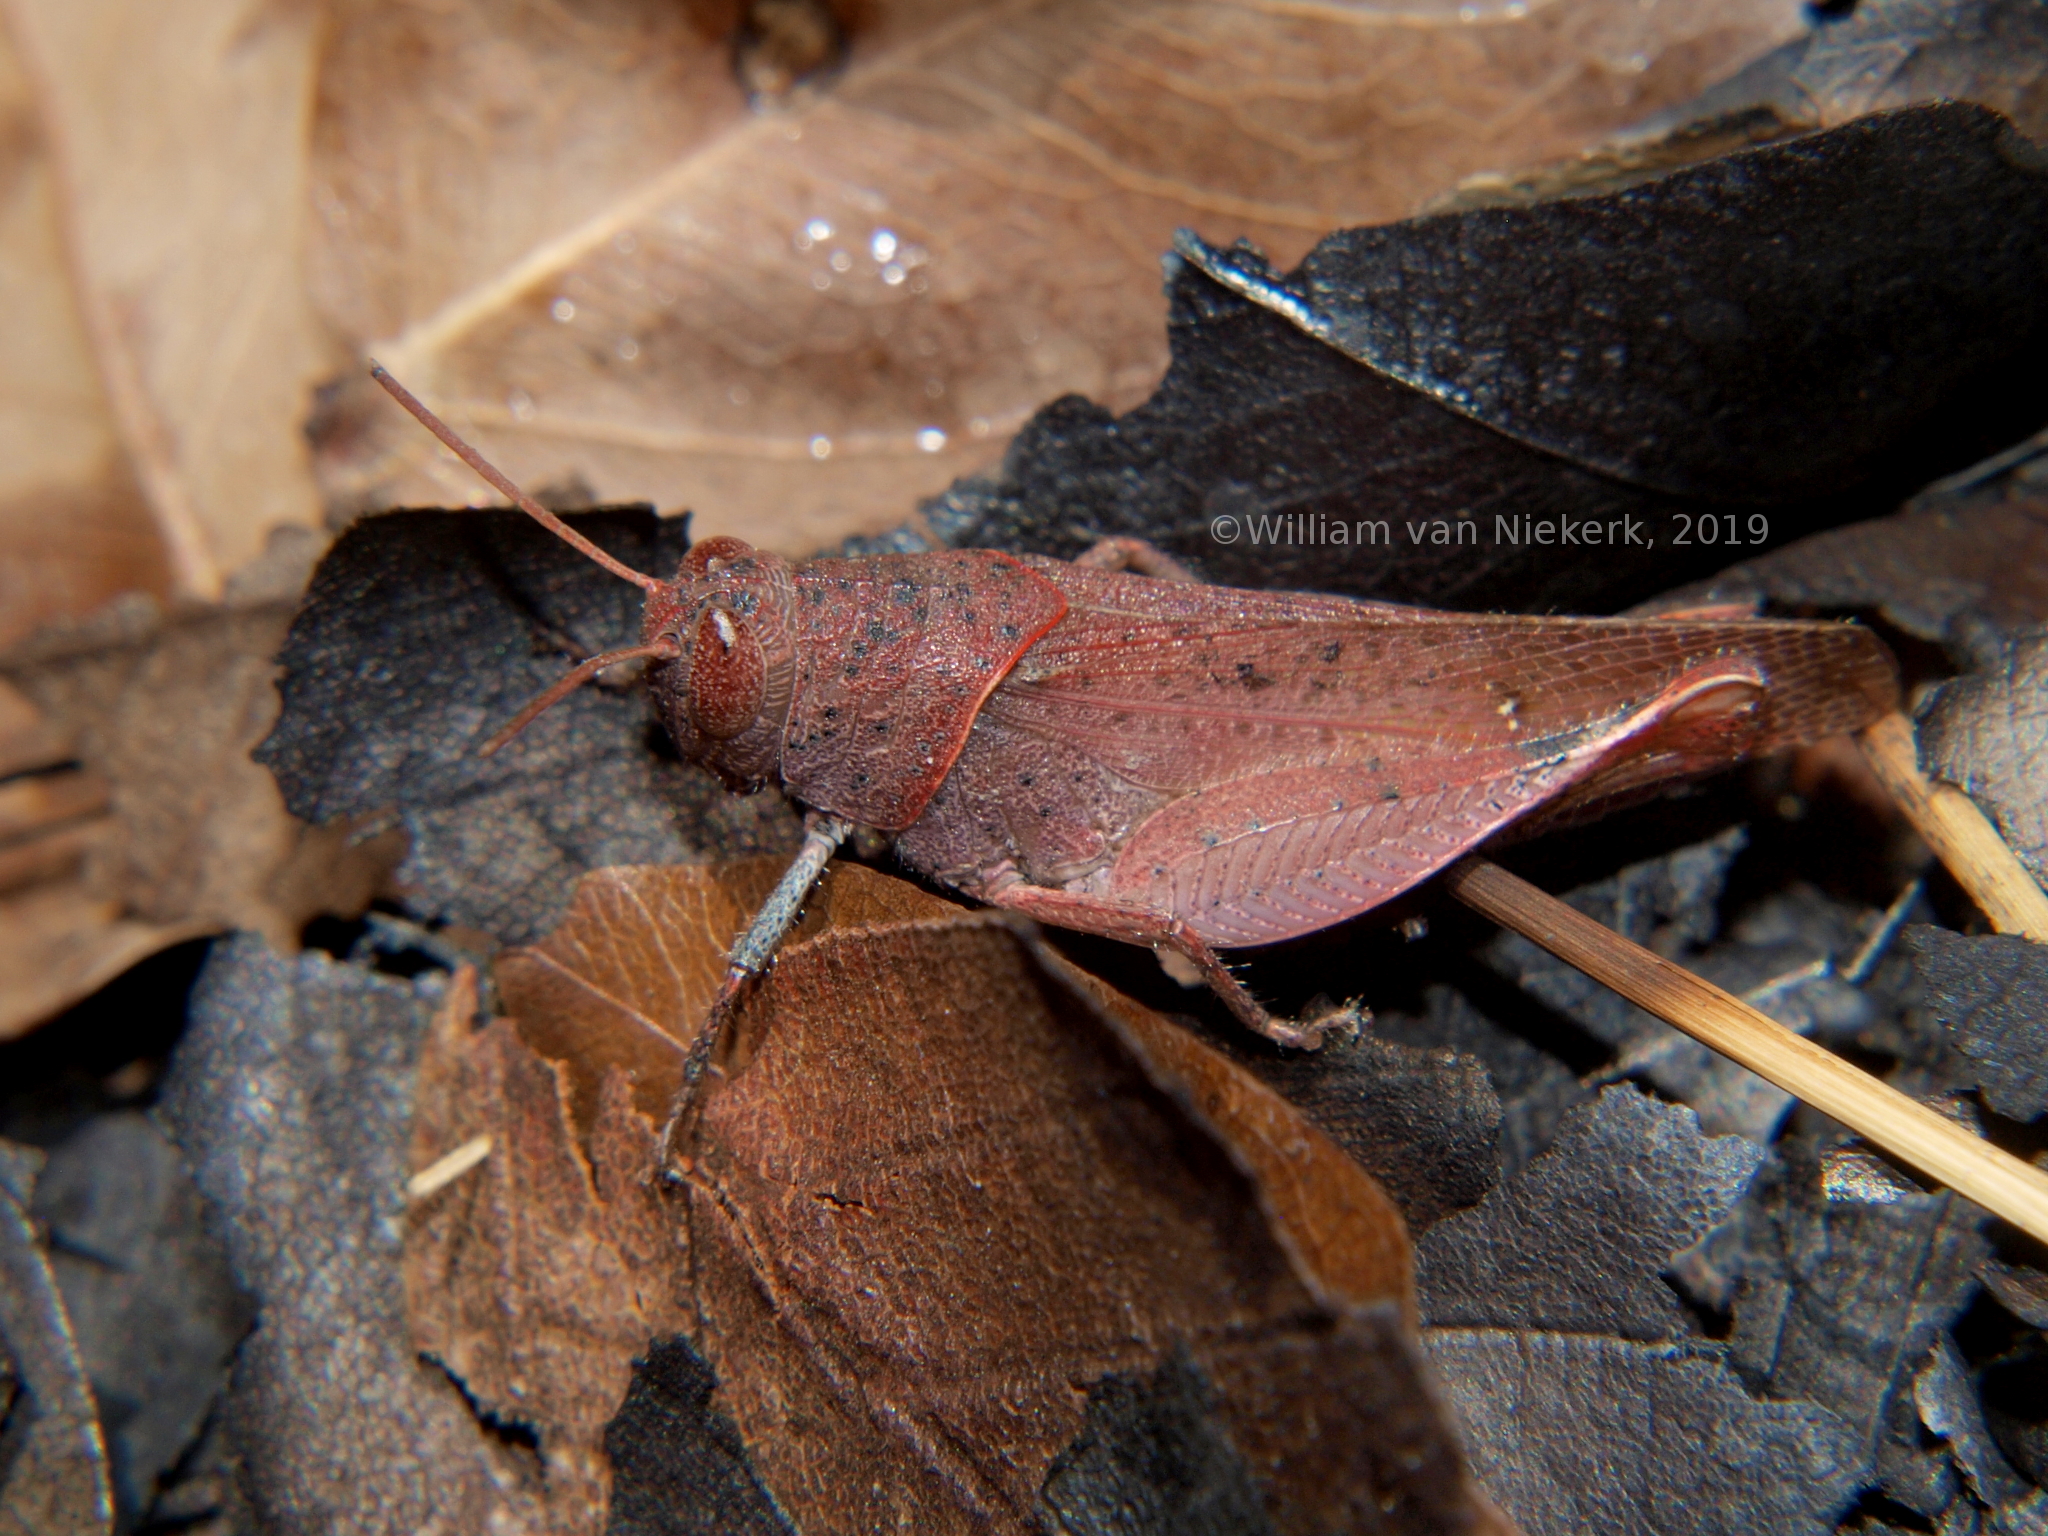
left=995, top=562, right=1895, bottom=798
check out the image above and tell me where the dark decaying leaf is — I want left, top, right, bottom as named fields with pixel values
left=1207, top=1030, right=1503, bottom=1234
left=1422, top=1330, right=1863, bottom=1536
left=1399, top=1085, right=1863, bottom=1536
left=0, top=1139, right=113, bottom=1536
left=1918, top=629, right=2048, bottom=887
left=1177, top=104, right=2048, bottom=508
left=1650, top=492, right=2048, bottom=661
left=254, top=509, right=800, bottom=944
left=1415, top=1085, right=1763, bottom=1342
left=1915, top=1334, right=2035, bottom=1512
left=603, top=1337, right=791, bottom=1536
left=1728, top=1142, right=1993, bottom=1520
left=1475, top=829, right=1823, bottom=1142
left=28, top=1111, right=250, bottom=1526
left=1662, top=0, right=2048, bottom=142
left=156, top=934, right=541, bottom=1533
left=1900, top=926, right=2048, bottom=1124
left=454, top=862, right=1494, bottom=1534
left=1375, top=986, right=1593, bottom=1185
left=926, top=104, right=2048, bottom=615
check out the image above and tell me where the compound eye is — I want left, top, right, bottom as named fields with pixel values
left=681, top=536, right=756, bottom=578
left=687, top=606, right=766, bottom=740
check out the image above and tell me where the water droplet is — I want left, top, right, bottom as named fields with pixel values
left=809, top=435, right=832, bottom=460
left=916, top=427, right=946, bottom=452
left=811, top=272, right=832, bottom=291
left=1457, top=4, right=1476, bottom=18
left=507, top=388, right=535, bottom=421
left=909, top=274, right=928, bottom=294
left=1626, top=51, right=1649, bottom=71
left=882, top=264, right=905, bottom=286
left=870, top=229, right=898, bottom=262
left=793, top=231, right=813, bottom=253
left=550, top=297, right=576, bottom=322
left=805, top=218, right=833, bottom=242
left=829, top=249, right=853, bottom=273
left=613, top=230, right=638, bottom=255
left=617, top=337, right=640, bottom=361
left=727, top=384, right=752, bottom=406
left=1503, top=0, right=1527, bottom=13
left=924, top=378, right=945, bottom=398
left=969, top=417, right=991, bottom=438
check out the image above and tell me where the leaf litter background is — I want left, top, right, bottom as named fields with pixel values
left=5, top=1, right=2048, bottom=1533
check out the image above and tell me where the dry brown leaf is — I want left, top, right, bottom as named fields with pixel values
left=0, top=606, right=399, bottom=1038
left=0, top=22, right=169, bottom=647
left=495, top=856, right=957, bottom=1132
left=407, top=966, right=689, bottom=1532
left=311, top=0, right=1804, bottom=552
left=0, top=0, right=332, bottom=600
left=453, top=860, right=1495, bottom=1533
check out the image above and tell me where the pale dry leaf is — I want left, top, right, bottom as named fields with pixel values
left=0, top=0, right=332, bottom=598
left=0, top=21, right=168, bottom=648
left=311, top=0, right=1805, bottom=552
left=0, top=605, right=400, bottom=1038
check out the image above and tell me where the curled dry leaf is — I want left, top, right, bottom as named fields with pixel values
left=310, top=0, right=1805, bottom=551
left=413, top=860, right=1501, bottom=1533
left=0, top=606, right=400, bottom=1039
left=0, top=0, right=332, bottom=599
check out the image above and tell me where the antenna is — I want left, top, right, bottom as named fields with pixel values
left=368, top=362, right=683, bottom=753
left=368, top=363, right=666, bottom=594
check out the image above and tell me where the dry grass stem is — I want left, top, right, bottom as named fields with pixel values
left=1444, top=857, right=2048, bottom=1245
left=1857, top=711, right=2048, bottom=942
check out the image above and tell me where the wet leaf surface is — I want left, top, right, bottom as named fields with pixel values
left=308, top=0, right=1804, bottom=554
left=24, top=3, right=2048, bottom=1527
left=927, top=105, right=2048, bottom=614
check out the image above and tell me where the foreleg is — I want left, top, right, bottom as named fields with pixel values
left=662, top=810, right=851, bottom=1171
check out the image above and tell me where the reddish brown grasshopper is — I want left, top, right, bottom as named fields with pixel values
left=370, top=366, right=1898, bottom=1053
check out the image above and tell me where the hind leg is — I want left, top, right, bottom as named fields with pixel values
left=978, top=872, right=1366, bottom=1050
